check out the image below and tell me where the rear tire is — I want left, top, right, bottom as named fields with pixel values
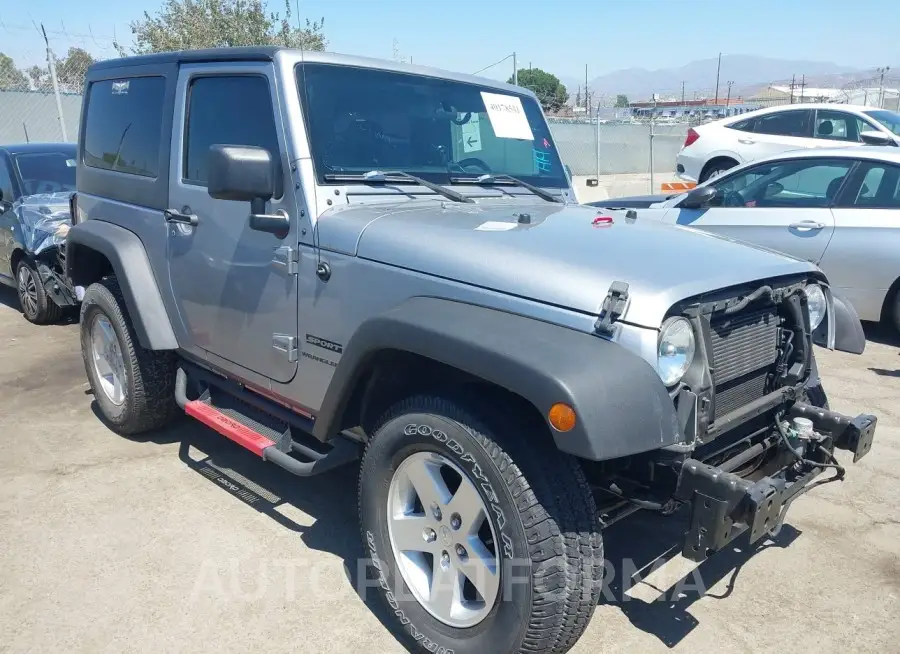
left=358, top=394, right=603, bottom=653
left=699, top=158, right=738, bottom=183
left=80, top=277, right=178, bottom=435
left=17, top=259, right=63, bottom=324
left=889, top=288, right=900, bottom=336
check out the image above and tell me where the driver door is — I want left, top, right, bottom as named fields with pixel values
left=165, top=64, right=299, bottom=383
left=662, top=157, right=850, bottom=264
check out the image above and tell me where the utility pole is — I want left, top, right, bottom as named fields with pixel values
left=585, top=64, right=590, bottom=116
left=513, top=52, right=517, bottom=86
left=41, top=23, right=68, bottom=142
left=877, top=66, right=891, bottom=108
left=681, top=80, right=686, bottom=105
left=726, top=80, right=734, bottom=115
left=789, top=74, right=796, bottom=103
left=714, top=52, right=722, bottom=105
left=799, top=74, right=806, bottom=103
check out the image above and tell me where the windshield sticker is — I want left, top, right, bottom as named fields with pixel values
left=476, top=221, right=518, bottom=232
left=111, top=80, right=130, bottom=95
left=480, top=92, right=533, bottom=140
left=533, top=149, right=552, bottom=173
left=65, top=159, right=76, bottom=167
left=461, top=113, right=482, bottom=153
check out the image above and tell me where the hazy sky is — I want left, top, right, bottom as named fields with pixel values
left=0, top=0, right=894, bottom=80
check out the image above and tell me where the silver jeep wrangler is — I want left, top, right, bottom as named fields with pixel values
left=67, top=47, right=877, bottom=653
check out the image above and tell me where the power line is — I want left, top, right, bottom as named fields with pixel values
left=472, top=53, right=515, bottom=76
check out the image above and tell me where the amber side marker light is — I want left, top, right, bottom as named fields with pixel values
left=548, top=403, right=577, bottom=432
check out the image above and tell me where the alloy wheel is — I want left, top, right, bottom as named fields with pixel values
left=387, top=451, right=501, bottom=628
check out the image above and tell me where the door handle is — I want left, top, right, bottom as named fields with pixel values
left=164, top=208, right=199, bottom=226
left=789, top=220, right=825, bottom=230
left=738, top=138, right=755, bottom=144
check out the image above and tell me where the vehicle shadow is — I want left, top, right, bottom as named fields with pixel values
left=862, top=321, right=900, bottom=348
left=153, top=417, right=413, bottom=642
left=0, top=285, right=78, bottom=324
left=139, top=412, right=808, bottom=650
left=598, top=509, right=801, bottom=647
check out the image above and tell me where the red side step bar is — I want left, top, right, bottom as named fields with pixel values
left=184, top=400, right=275, bottom=456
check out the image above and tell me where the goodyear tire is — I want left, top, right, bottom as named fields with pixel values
left=80, top=277, right=178, bottom=435
left=358, top=394, right=603, bottom=653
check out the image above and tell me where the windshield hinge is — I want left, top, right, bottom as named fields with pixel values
left=272, top=334, right=298, bottom=362
left=594, top=281, right=630, bottom=336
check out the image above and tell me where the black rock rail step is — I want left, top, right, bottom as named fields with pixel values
left=174, top=364, right=359, bottom=477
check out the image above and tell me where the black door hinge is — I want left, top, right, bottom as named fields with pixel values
left=594, top=281, right=630, bottom=336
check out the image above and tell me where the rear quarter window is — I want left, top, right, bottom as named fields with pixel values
left=726, top=118, right=755, bottom=132
left=82, top=76, right=166, bottom=178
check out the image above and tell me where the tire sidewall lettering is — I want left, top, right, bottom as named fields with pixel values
left=366, top=530, right=453, bottom=654
left=405, top=423, right=513, bottom=559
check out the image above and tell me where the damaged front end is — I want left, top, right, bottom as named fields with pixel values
left=14, top=192, right=78, bottom=309
left=586, top=275, right=877, bottom=562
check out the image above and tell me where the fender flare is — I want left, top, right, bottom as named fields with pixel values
left=313, top=297, right=681, bottom=461
left=66, top=220, right=178, bottom=350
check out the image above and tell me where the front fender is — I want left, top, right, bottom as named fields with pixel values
left=314, top=297, right=682, bottom=461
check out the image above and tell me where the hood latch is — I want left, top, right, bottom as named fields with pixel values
left=594, top=281, right=630, bottom=336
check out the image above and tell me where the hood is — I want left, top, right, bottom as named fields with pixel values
left=12, top=191, right=73, bottom=255
left=317, top=200, right=818, bottom=329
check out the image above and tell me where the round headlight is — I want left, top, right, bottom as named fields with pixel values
left=658, top=317, right=695, bottom=387
left=804, top=284, right=827, bottom=331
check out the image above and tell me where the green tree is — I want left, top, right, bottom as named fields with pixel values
left=614, top=94, right=630, bottom=108
left=508, top=67, right=568, bottom=113
left=116, top=0, right=326, bottom=55
left=0, top=53, right=29, bottom=91
left=56, top=47, right=97, bottom=93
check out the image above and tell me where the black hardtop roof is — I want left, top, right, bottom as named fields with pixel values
left=88, top=46, right=282, bottom=72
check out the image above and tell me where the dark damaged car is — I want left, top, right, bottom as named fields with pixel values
left=0, top=143, right=78, bottom=323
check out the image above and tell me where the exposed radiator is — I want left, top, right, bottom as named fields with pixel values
left=709, top=306, right=779, bottom=420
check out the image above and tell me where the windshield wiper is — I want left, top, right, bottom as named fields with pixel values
left=323, top=170, right=473, bottom=203
left=450, top=173, right=562, bottom=203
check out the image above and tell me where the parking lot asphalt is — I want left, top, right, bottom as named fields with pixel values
left=1, top=286, right=898, bottom=654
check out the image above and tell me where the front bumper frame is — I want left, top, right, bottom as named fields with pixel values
left=674, top=405, right=876, bottom=563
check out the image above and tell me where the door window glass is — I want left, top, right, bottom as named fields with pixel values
left=0, top=156, right=14, bottom=205
left=754, top=110, right=811, bottom=137
left=845, top=163, right=900, bottom=208
left=183, top=75, right=280, bottom=188
left=709, top=159, right=853, bottom=208
left=814, top=110, right=857, bottom=141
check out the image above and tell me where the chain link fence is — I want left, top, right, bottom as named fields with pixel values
left=0, top=24, right=119, bottom=143
left=547, top=117, right=686, bottom=178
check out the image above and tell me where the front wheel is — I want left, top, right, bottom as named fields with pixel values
left=358, top=395, right=604, bottom=653
left=17, top=259, right=63, bottom=324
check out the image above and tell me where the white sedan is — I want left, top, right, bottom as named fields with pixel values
left=676, top=104, right=900, bottom=183
left=591, top=147, right=900, bottom=331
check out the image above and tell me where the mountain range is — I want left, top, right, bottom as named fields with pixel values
left=559, top=55, right=896, bottom=103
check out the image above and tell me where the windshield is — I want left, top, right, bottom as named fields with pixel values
left=297, top=63, right=568, bottom=188
left=13, top=150, right=77, bottom=196
left=864, top=110, right=900, bottom=136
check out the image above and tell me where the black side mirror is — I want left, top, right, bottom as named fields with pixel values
left=207, top=144, right=289, bottom=238
left=679, top=184, right=717, bottom=209
left=859, top=130, right=897, bottom=146
left=208, top=144, right=280, bottom=202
